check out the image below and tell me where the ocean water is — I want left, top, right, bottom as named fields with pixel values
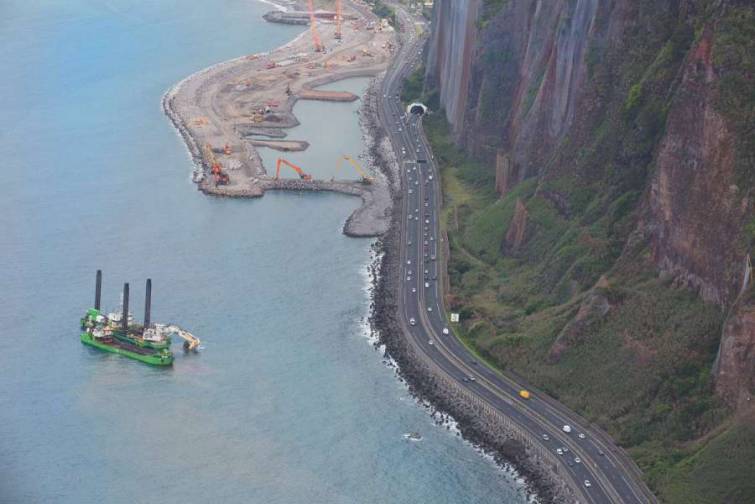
left=0, top=1, right=529, bottom=503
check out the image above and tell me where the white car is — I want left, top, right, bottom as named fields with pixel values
left=542, top=434, right=550, bottom=441
left=556, top=448, right=564, bottom=456
left=428, top=339, right=434, bottom=346
left=427, top=307, right=432, bottom=312
left=409, top=318, right=416, bottom=326
left=584, top=480, right=592, bottom=488
left=406, top=260, right=411, bottom=265
left=578, top=433, right=586, bottom=439
left=411, top=287, right=416, bottom=293
left=574, top=457, right=581, bottom=464
left=442, top=328, right=449, bottom=335
left=424, top=282, right=430, bottom=288
left=562, top=425, right=572, bottom=433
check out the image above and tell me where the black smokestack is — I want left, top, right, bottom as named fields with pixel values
left=122, top=283, right=129, bottom=332
left=95, top=270, right=102, bottom=310
left=144, top=279, right=152, bottom=328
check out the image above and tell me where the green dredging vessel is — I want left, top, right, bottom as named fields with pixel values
left=80, top=271, right=200, bottom=366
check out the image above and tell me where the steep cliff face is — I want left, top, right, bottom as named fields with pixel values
left=646, top=28, right=749, bottom=306
left=425, top=0, right=481, bottom=133
left=427, top=0, right=753, bottom=406
left=429, top=0, right=602, bottom=178
left=422, top=0, right=754, bottom=499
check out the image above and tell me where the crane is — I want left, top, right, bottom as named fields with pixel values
left=335, top=154, right=373, bottom=184
left=275, top=158, right=312, bottom=181
left=203, top=144, right=230, bottom=186
left=307, top=0, right=324, bottom=52
left=335, top=0, right=342, bottom=40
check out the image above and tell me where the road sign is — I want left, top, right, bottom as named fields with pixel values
left=450, top=313, right=459, bottom=323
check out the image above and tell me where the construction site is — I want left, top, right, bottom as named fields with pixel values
left=163, top=0, right=397, bottom=237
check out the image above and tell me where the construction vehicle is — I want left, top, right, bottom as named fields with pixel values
left=335, top=155, right=373, bottom=184
left=335, top=0, right=342, bottom=40
left=159, top=324, right=201, bottom=352
left=203, top=144, right=230, bottom=186
left=306, top=0, right=324, bottom=52
left=275, top=158, right=312, bottom=181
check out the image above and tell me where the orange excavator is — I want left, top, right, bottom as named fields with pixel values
left=204, top=144, right=230, bottom=186
left=275, top=158, right=312, bottom=181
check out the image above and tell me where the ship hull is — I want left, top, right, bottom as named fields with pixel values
left=81, top=332, right=173, bottom=366
left=113, top=330, right=171, bottom=350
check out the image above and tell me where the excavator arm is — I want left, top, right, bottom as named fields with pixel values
left=275, top=158, right=312, bottom=181
left=163, top=324, right=201, bottom=352
left=335, top=155, right=373, bottom=184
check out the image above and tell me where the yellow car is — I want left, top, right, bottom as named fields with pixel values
left=518, top=389, right=531, bottom=400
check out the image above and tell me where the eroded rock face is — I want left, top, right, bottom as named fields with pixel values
left=715, top=301, right=755, bottom=411
left=503, top=199, right=529, bottom=253
left=425, top=0, right=481, bottom=137
left=647, top=30, right=749, bottom=306
left=428, top=0, right=601, bottom=173
left=495, top=151, right=517, bottom=196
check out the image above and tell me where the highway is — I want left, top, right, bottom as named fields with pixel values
left=372, top=4, right=656, bottom=504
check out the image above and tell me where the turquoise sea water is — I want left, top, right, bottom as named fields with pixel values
left=0, top=1, right=529, bottom=503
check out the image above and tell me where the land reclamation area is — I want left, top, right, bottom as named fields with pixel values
left=163, top=0, right=397, bottom=237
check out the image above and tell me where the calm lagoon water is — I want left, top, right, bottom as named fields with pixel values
left=0, top=1, right=529, bottom=502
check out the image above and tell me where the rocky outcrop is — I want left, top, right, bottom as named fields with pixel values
left=548, top=288, right=612, bottom=363
left=503, top=199, right=529, bottom=253
left=715, top=299, right=755, bottom=411
left=495, top=151, right=517, bottom=196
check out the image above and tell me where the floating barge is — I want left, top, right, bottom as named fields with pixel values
left=80, top=271, right=200, bottom=366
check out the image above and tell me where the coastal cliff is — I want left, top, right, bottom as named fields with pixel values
left=418, top=0, right=755, bottom=501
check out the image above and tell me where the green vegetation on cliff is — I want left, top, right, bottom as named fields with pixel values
left=419, top=108, right=751, bottom=502
left=413, top=0, right=754, bottom=500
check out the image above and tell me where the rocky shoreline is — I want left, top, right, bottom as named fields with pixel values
left=366, top=174, right=574, bottom=503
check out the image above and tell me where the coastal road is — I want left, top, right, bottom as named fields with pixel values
left=372, top=4, right=656, bottom=504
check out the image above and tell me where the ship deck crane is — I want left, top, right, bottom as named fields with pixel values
left=275, top=158, right=312, bottom=181
left=335, top=154, right=373, bottom=184
left=307, top=0, right=324, bottom=52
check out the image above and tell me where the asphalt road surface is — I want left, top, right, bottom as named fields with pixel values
left=373, top=5, right=656, bottom=504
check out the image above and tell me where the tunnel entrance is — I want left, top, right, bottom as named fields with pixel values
left=407, top=102, right=428, bottom=116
